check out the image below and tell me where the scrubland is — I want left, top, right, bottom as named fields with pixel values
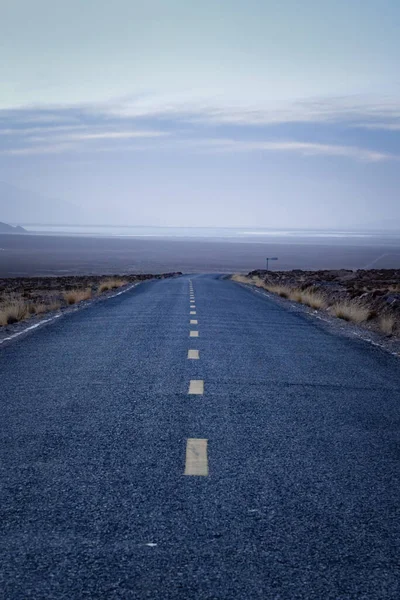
left=0, top=273, right=178, bottom=327
left=232, top=269, right=400, bottom=338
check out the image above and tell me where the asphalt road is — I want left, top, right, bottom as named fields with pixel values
left=1, top=274, right=400, bottom=599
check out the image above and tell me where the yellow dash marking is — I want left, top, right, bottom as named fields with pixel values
left=190, top=331, right=199, bottom=337
left=190, top=311, right=196, bottom=315
left=188, top=379, right=204, bottom=394
left=190, top=319, right=198, bottom=325
left=187, top=349, right=199, bottom=359
left=184, top=439, right=208, bottom=476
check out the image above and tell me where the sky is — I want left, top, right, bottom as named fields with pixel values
left=1, top=0, right=400, bottom=229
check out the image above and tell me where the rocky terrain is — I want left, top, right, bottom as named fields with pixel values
left=249, top=268, right=400, bottom=313
left=240, top=269, right=400, bottom=338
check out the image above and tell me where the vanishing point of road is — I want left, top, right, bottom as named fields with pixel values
left=1, top=275, right=400, bottom=599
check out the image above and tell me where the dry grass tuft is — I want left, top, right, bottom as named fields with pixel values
left=48, top=301, right=61, bottom=312
left=331, top=301, right=371, bottom=324
left=289, top=288, right=304, bottom=303
left=231, top=273, right=400, bottom=337
left=0, top=298, right=63, bottom=327
left=231, top=274, right=251, bottom=284
left=298, top=288, right=327, bottom=310
left=33, top=303, right=49, bottom=315
left=63, top=288, right=92, bottom=305
left=379, top=314, right=397, bottom=335
left=0, top=300, right=29, bottom=325
left=231, top=275, right=293, bottom=298
left=98, top=278, right=128, bottom=293
left=265, top=284, right=291, bottom=298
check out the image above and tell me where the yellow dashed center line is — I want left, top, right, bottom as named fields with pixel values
left=184, top=439, right=208, bottom=476
left=185, top=284, right=207, bottom=476
left=188, top=379, right=204, bottom=394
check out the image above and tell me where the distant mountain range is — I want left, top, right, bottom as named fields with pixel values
left=0, top=221, right=27, bottom=234
left=0, top=180, right=85, bottom=225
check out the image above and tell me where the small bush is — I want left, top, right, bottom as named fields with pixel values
left=331, top=301, right=371, bottom=324
left=299, top=288, right=327, bottom=310
left=98, top=278, right=128, bottom=293
left=63, top=288, right=92, bottom=305
left=253, top=276, right=267, bottom=288
left=379, top=314, right=397, bottom=335
left=266, top=284, right=291, bottom=298
left=48, top=301, right=61, bottom=312
left=289, top=288, right=303, bottom=303
left=231, top=274, right=250, bottom=284
left=33, top=303, right=49, bottom=315
left=232, top=275, right=293, bottom=299
left=0, top=300, right=29, bottom=325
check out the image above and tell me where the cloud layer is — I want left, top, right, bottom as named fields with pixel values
left=1, top=95, right=399, bottom=162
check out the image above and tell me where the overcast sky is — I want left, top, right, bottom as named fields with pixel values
left=1, top=0, right=400, bottom=229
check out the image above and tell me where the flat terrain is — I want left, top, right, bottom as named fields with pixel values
left=1, top=275, right=400, bottom=598
left=1, top=232, right=400, bottom=275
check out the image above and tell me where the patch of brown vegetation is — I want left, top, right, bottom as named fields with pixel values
left=0, top=272, right=181, bottom=327
left=331, top=301, right=371, bottom=324
left=98, top=278, right=128, bottom=293
left=232, top=268, right=400, bottom=338
left=63, top=288, right=92, bottom=305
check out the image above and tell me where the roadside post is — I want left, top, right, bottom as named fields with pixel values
left=266, top=257, right=278, bottom=271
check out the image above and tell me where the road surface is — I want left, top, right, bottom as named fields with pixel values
left=1, top=274, right=400, bottom=599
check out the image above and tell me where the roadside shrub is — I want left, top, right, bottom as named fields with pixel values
left=231, top=274, right=250, bottom=284
left=379, top=314, right=397, bottom=335
left=48, top=301, right=61, bottom=312
left=63, top=288, right=92, bottom=305
left=98, top=278, right=128, bottom=293
left=299, top=288, right=327, bottom=310
left=33, top=303, right=49, bottom=315
left=253, top=276, right=267, bottom=288
left=0, top=300, right=29, bottom=325
left=289, top=288, right=303, bottom=303
left=232, top=275, right=292, bottom=299
left=331, top=301, right=371, bottom=324
left=28, top=303, right=37, bottom=315
left=265, top=284, right=291, bottom=298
